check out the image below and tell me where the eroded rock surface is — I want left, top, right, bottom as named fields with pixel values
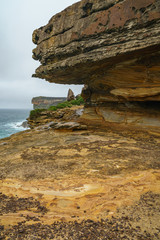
left=28, top=106, right=83, bottom=128
left=32, top=0, right=160, bottom=128
left=0, top=126, right=160, bottom=239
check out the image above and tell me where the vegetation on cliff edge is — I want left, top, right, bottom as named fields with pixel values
left=29, top=96, right=84, bottom=120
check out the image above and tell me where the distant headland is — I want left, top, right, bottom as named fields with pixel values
left=32, top=96, right=67, bottom=109
left=32, top=89, right=77, bottom=109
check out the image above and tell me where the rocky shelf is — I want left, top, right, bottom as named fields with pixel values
left=0, top=121, right=160, bottom=239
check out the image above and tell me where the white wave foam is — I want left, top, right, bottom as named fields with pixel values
left=5, top=121, right=29, bottom=131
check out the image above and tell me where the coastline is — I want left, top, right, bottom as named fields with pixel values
left=0, top=109, right=31, bottom=140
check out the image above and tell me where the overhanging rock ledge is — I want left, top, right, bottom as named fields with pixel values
left=32, top=0, right=160, bottom=128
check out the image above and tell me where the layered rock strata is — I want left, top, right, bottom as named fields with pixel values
left=28, top=105, right=84, bottom=128
left=32, top=96, right=66, bottom=109
left=32, top=0, right=160, bottom=128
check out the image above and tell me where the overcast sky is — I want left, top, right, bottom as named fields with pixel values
left=0, top=0, right=82, bottom=109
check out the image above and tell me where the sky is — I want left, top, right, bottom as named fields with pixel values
left=0, top=0, right=82, bottom=109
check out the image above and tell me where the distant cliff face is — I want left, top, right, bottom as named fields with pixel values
left=32, top=0, right=160, bottom=128
left=32, top=96, right=66, bottom=109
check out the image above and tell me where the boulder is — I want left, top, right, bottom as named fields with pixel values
left=21, top=121, right=30, bottom=129
left=32, top=0, right=160, bottom=128
left=67, top=89, right=75, bottom=101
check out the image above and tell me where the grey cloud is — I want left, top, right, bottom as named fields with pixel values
left=0, top=0, right=81, bottom=109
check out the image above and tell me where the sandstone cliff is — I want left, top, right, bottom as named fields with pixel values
left=32, top=0, right=160, bottom=128
left=32, top=96, right=66, bottom=109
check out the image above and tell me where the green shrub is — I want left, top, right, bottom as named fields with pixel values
left=48, top=96, right=84, bottom=111
left=48, top=102, right=72, bottom=111
left=56, top=102, right=72, bottom=109
left=76, top=96, right=84, bottom=104
left=70, top=97, right=84, bottom=105
left=48, top=106, right=57, bottom=111
left=29, top=108, right=45, bottom=120
left=70, top=99, right=79, bottom=105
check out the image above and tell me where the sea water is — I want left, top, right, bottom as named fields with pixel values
left=0, top=109, right=31, bottom=139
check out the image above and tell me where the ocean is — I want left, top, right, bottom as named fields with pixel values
left=0, top=109, right=31, bottom=139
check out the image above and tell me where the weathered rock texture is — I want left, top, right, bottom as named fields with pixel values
left=32, top=0, right=160, bottom=128
left=28, top=105, right=83, bottom=128
left=0, top=124, right=160, bottom=238
left=32, top=96, right=66, bottom=109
